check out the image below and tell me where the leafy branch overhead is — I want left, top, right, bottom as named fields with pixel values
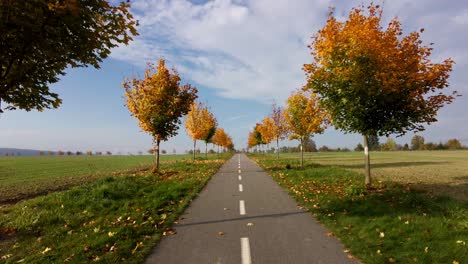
left=0, top=0, right=138, bottom=112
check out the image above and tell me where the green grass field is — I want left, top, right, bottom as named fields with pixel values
left=0, top=154, right=232, bottom=263
left=0, top=154, right=194, bottom=204
left=250, top=152, right=468, bottom=264
left=268, top=150, right=468, bottom=201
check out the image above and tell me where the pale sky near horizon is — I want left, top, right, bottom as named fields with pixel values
left=1, top=0, right=467, bottom=154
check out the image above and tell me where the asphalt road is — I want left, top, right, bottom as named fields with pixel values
left=145, top=153, right=355, bottom=264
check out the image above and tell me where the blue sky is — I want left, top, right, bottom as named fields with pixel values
left=1, top=0, right=467, bottom=153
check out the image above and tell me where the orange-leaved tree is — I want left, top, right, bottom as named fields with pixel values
left=185, top=102, right=217, bottom=159
left=123, top=59, right=197, bottom=172
left=212, top=127, right=228, bottom=154
left=303, top=4, right=457, bottom=187
left=257, top=117, right=274, bottom=150
left=270, top=103, right=288, bottom=159
left=247, top=131, right=257, bottom=152
left=285, top=89, right=328, bottom=168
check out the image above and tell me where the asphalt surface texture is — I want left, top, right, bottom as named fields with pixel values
left=145, top=153, right=356, bottom=264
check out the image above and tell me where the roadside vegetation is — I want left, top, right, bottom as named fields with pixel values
left=250, top=153, right=467, bottom=264
left=0, top=154, right=231, bottom=263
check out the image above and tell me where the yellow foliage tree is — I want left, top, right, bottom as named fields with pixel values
left=285, top=89, right=328, bottom=167
left=247, top=131, right=257, bottom=151
left=200, top=106, right=217, bottom=158
left=212, top=127, right=227, bottom=154
left=123, top=59, right=197, bottom=172
left=185, top=102, right=217, bottom=159
left=257, top=117, right=275, bottom=147
left=270, top=103, right=288, bottom=159
left=185, top=102, right=204, bottom=159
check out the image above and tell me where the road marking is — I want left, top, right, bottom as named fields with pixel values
left=238, top=175, right=242, bottom=180
left=239, top=200, right=246, bottom=215
left=240, top=237, right=252, bottom=264
left=239, top=184, right=243, bottom=192
left=238, top=169, right=241, bottom=174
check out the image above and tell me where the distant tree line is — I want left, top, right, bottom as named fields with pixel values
left=354, top=135, right=466, bottom=152
left=35, top=150, right=114, bottom=156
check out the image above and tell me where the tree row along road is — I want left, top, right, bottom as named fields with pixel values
left=145, top=154, right=354, bottom=264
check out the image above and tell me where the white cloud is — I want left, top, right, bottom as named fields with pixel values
left=109, top=0, right=468, bottom=146
left=112, top=0, right=467, bottom=103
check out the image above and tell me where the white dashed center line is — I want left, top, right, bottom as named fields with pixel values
left=239, top=184, right=243, bottom=192
left=240, top=237, right=252, bottom=264
left=239, top=200, right=246, bottom=215
left=238, top=175, right=242, bottom=181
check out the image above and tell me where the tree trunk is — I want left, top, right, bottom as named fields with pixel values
left=300, top=138, right=304, bottom=168
left=193, top=140, right=196, bottom=160
left=276, top=139, right=279, bottom=159
left=363, top=135, right=371, bottom=188
left=205, top=141, right=208, bottom=159
left=154, top=139, right=161, bottom=173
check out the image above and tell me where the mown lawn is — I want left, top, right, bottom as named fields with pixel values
left=0, top=154, right=231, bottom=263
left=269, top=150, right=468, bottom=201
left=250, top=153, right=468, bottom=264
left=0, top=154, right=195, bottom=204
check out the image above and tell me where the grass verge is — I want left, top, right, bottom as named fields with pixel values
left=0, top=154, right=231, bottom=263
left=0, top=154, right=194, bottom=204
left=250, top=154, right=468, bottom=264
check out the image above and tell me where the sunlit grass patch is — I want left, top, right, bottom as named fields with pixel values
left=0, top=154, right=231, bottom=263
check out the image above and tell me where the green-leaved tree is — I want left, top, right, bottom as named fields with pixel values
left=1, top=0, right=138, bottom=112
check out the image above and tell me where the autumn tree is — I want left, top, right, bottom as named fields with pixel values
left=200, top=107, right=217, bottom=158
left=185, top=102, right=217, bottom=159
left=411, top=135, right=425, bottom=150
left=446, top=139, right=462, bottom=150
left=247, top=131, right=257, bottom=151
left=270, top=103, right=288, bottom=159
left=212, top=128, right=229, bottom=154
left=381, top=137, right=397, bottom=151
left=285, top=90, right=328, bottom=167
left=123, top=59, right=197, bottom=172
left=185, top=102, right=203, bottom=159
left=253, top=123, right=265, bottom=152
left=0, top=0, right=138, bottom=113
left=257, top=117, right=275, bottom=148
left=304, top=4, right=456, bottom=187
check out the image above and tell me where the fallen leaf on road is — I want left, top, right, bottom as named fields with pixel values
left=326, top=232, right=334, bottom=237
left=217, top=232, right=225, bottom=236
left=343, top=249, right=350, bottom=253
left=165, top=228, right=176, bottom=235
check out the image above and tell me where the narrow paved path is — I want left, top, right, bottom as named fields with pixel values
left=145, top=154, right=355, bottom=264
